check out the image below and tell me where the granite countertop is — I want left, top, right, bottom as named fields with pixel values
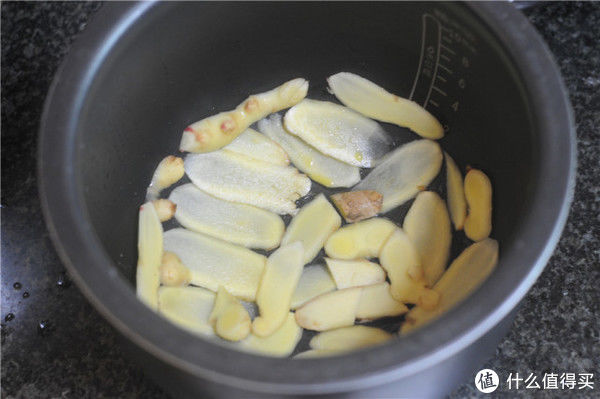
left=1, top=2, right=598, bottom=398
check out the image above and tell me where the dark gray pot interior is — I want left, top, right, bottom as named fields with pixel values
left=39, top=2, right=574, bottom=396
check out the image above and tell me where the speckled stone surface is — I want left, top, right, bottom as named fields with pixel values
left=0, top=3, right=167, bottom=398
left=1, top=2, right=598, bottom=398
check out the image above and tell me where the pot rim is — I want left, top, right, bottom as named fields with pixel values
left=38, top=2, right=575, bottom=394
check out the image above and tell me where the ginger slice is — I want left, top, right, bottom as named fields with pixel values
left=253, top=242, right=304, bottom=337
left=309, top=325, right=392, bottom=352
left=295, top=282, right=408, bottom=331
left=464, top=169, right=493, bottom=241
left=281, top=194, right=341, bottom=264
left=208, top=286, right=235, bottom=326
left=378, top=227, right=421, bottom=289
left=216, top=305, right=252, bottom=342
left=295, top=287, right=362, bottom=331
left=324, top=258, right=386, bottom=289
left=401, top=239, right=499, bottom=334
left=355, top=139, right=443, bottom=213
left=153, top=199, right=176, bottom=222
left=223, top=128, right=289, bottom=166
left=327, top=72, right=443, bottom=139
left=355, top=282, right=409, bottom=320
left=238, top=312, right=302, bottom=357
left=136, top=202, right=163, bottom=310
left=209, top=286, right=251, bottom=342
left=324, top=217, right=397, bottom=260
left=383, top=273, right=440, bottom=310
left=403, top=191, right=452, bottom=287
left=290, top=264, right=336, bottom=310
left=258, top=114, right=360, bottom=188
left=445, top=152, right=467, bottom=230
left=147, top=156, right=184, bottom=200
left=157, top=286, right=215, bottom=337
left=162, top=228, right=265, bottom=301
left=330, top=190, right=383, bottom=223
left=378, top=228, right=439, bottom=308
left=184, top=150, right=311, bottom=215
left=159, top=251, right=191, bottom=287
left=169, top=183, right=284, bottom=249
left=283, top=99, right=392, bottom=167
left=180, top=78, right=308, bottom=153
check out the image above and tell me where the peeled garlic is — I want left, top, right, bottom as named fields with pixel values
left=290, top=264, right=336, bottom=310
left=355, top=139, right=443, bottom=213
left=184, top=150, right=311, bottom=215
left=445, top=152, right=467, bottom=230
left=403, top=191, right=451, bottom=287
left=163, top=228, right=265, bottom=301
left=327, top=72, right=443, bottom=139
left=281, top=194, right=341, bottom=264
left=325, top=258, right=386, bottom=289
left=464, top=169, right=493, bottom=241
left=159, top=251, right=191, bottom=286
left=253, top=242, right=304, bottom=337
left=309, top=325, right=392, bottom=351
left=355, top=282, right=409, bottom=320
left=169, top=183, right=284, bottom=249
left=295, top=288, right=362, bottom=331
left=223, top=128, right=289, bottom=166
left=258, top=114, right=360, bottom=188
left=147, top=156, right=184, bottom=200
left=324, top=217, right=397, bottom=260
left=136, top=202, right=163, bottom=310
left=157, top=286, right=215, bottom=337
left=401, top=239, right=499, bottom=334
left=284, top=99, right=391, bottom=167
left=180, top=78, right=308, bottom=153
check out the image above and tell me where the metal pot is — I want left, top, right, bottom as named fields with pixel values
left=39, top=2, right=575, bottom=397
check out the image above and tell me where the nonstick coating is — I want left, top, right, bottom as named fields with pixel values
left=79, top=2, right=533, bottom=281
left=39, top=2, right=574, bottom=396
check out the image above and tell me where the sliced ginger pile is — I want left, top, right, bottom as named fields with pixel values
left=136, top=73, right=497, bottom=358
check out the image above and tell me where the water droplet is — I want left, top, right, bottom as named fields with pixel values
left=13, top=282, right=22, bottom=290
left=22, top=292, right=30, bottom=298
left=5, top=313, right=15, bottom=322
left=38, top=320, right=53, bottom=336
left=56, top=273, right=71, bottom=289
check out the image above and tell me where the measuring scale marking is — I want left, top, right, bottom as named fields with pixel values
left=409, top=14, right=443, bottom=108
left=409, top=12, right=477, bottom=132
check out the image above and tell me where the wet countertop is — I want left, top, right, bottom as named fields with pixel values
left=1, top=2, right=598, bottom=398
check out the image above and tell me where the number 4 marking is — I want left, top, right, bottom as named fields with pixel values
left=451, top=101, right=459, bottom=112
